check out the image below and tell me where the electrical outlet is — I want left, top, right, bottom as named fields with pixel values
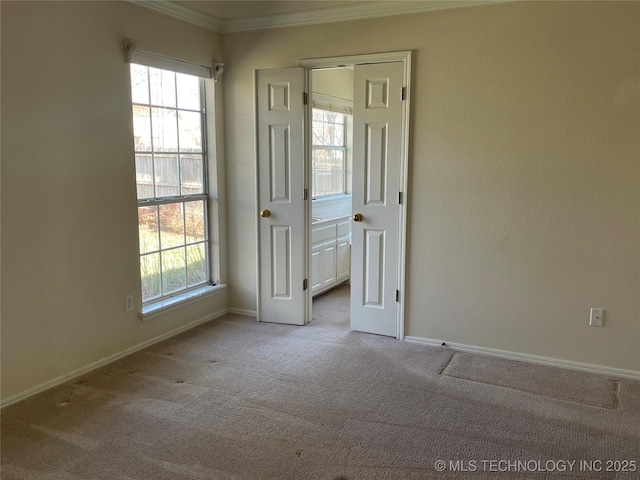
left=589, top=308, right=604, bottom=327
left=125, top=295, right=134, bottom=312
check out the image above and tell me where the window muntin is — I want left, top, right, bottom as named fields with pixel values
left=312, top=109, right=347, bottom=198
left=131, top=64, right=209, bottom=303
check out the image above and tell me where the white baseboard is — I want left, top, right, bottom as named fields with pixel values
left=404, top=336, right=640, bottom=380
left=228, top=308, right=257, bottom=317
left=1, top=308, right=229, bottom=409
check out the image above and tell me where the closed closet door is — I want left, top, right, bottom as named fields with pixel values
left=350, top=61, right=404, bottom=337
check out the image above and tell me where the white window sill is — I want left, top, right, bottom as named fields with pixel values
left=140, top=284, right=227, bottom=322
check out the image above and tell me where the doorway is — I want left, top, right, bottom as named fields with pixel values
left=309, top=67, right=354, bottom=327
left=255, top=51, right=411, bottom=340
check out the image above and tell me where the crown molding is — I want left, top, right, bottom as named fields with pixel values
left=130, top=1, right=508, bottom=34
left=130, top=0, right=224, bottom=32
left=223, top=1, right=506, bottom=33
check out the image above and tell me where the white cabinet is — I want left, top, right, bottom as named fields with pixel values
left=321, top=242, right=337, bottom=287
left=337, top=239, right=350, bottom=282
left=311, top=215, right=350, bottom=296
left=311, top=247, right=322, bottom=291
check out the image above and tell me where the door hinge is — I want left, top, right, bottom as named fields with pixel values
left=395, top=290, right=400, bottom=302
left=401, top=87, right=406, bottom=101
left=303, top=92, right=308, bottom=105
left=303, top=279, right=308, bottom=291
left=398, top=191, right=403, bottom=204
left=303, top=188, right=308, bottom=200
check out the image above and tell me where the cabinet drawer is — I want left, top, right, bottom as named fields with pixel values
left=337, top=220, right=351, bottom=238
left=312, top=224, right=337, bottom=244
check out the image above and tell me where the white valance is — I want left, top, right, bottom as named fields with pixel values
left=312, top=93, right=353, bottom=115
left=124, top=40, right=213, bottom=78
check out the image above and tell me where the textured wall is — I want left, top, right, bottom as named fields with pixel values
left=222, top=1, right=640, bottom=371
left=1, top=1, right=227, bottom=401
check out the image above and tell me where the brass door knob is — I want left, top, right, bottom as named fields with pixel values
left=353, top=213, right=363, bottom=222
left=259, top=209, right=271, bottom=218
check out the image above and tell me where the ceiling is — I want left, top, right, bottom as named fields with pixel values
left=132, top=0, right=505, bottom=33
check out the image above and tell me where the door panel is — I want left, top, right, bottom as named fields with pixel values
left=270, top=225, right=291, bottom=298
left=350, top=62, right=404, bottom=337
left=363, top=229, right=384, bottom=307
left=269, top=125, right=290, bottom=202
left=256, top=68, right=306, bottom=325
left=365, top=123, right=387, bottom=205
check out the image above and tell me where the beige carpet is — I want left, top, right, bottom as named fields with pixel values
left=441, top=352, right=620, bottom=409
left=1, top=284, right=639, bottom=479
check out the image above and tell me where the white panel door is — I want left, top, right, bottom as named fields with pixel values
left=256, top=68, right=307, bottom=325
left=350, top=62, right=404, bottom=337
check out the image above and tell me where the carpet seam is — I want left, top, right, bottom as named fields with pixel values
left=438, top=350, right=457, bottom=376
left=440, top=371, right=619, bottom=410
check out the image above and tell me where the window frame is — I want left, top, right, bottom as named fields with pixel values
left=130, top=63, right=213, bottom=306
left=311, top=108, right=348, bottom=199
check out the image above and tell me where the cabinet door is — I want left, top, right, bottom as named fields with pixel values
left=311, top=245, right=322, bottom=293
left=337, top=239, right=350, bottom=282
left=322, top=241, right=337, bottom=287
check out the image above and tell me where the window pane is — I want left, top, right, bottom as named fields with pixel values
left=311, top=109, right=347, bottom=197
left=132, top=64, right=210, bottom=304
left=330, top=148, right=345, bottom=166
left=151, top=107, right=178, bottom=152
left=138, top=205, right=159, bottom=254
left=187, top=243, right=207, bottom=287
left=326, top=111, right=342, bottom=122
left=135, top=154, right=153, bottom=199
left=140, top=253, right=161, bottom=301
left=130, top=64, right=149, bottom=104
left=176, top=73, right=200, bottom=110
left=334, top=171, right=345, bottom=195
left=312, top=148, right=345, bottom=197
left=159, top=203, right=184, bottom=249
left=178, top=111, right=202, bottom=153
left=180, top=154, right=204, bottom=194
left=149, top=68, right=176, bottom=108
left=154, top=154, right=179, bottom=197
left=132, top=106, right=152, bottom=152
left=185, top=200, right=205, bottom=243
left=162, top=247, right=186, bottom=294
left=312, top=109, right=346, bottom=147
left=312, top=121, right=324, bottom=145
left=325, top=122, right=344, bottom=145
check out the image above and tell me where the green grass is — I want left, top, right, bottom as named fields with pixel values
left=139, top=228, right=207, bottom=301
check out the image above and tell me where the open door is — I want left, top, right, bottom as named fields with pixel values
left=350, top=61, right=404, bottom=337
left=255, top=68, right=307, bottom=325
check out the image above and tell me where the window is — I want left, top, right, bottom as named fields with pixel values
left=130, top=64, right=210, bottom=303
left=312, top=109, right=347, bottom=197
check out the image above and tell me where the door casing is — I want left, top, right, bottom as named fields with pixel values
left=300, top=52, right=412, bottom=340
